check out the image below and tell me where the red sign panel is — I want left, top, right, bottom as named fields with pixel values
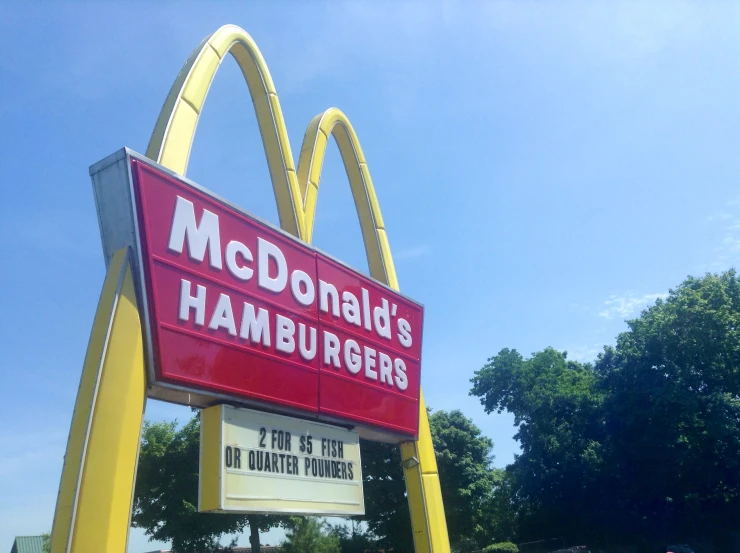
left=129, top=159, right=422, bottom=438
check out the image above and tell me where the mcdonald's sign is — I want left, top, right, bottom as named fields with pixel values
left=91, top=148, right=423, bottom=439
left=51, top=23, right=450, bottom=553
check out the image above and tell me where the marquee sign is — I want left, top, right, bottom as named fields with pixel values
left=91, top=149, right=423, bottom=439
left=199, top=405, right=364, bottom=515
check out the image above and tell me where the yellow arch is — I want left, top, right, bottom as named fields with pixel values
left=146, top=25, right=304, bottom=240
left=296, top=108, right=395, bottom=283
left=146, top=24, right=449, bottom=553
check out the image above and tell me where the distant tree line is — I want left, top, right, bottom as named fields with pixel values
left=133, top=270, right=740, bottom=552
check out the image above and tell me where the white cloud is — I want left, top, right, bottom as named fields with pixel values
left=703, top=199, right=740, bottom=272
left=708, top=211, right=733, bottom=223
left=393, top=244, right=431, bottom=261
left=563, top=343, right=604, bottom=363
left=599, top=292, right=667, bottom=320
left=266, top=1, right=732, bottom=102
left=714, top=217, right=740, bottom=262
left=720, top=229, right=740, bottom=254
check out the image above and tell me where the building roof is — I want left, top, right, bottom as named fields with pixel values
left=10, top=536, right=45, bottom=553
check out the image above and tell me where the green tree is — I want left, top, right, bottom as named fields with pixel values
left=482, top=542, right=519, bottom=553
left=470, top=348, right=605, bottom=542
left=481, top=468, right=518, bottom=544
left=470, top=270, right=740, bottom=550
left=595, top=271, right=740, bottom=545
left=360, top=410, right=508, bottom=552
left=132, top=414, right=283, bottom=552
left=281, top=517, right=340, bottom=553
left=358, top=439, right=413, bottom=551
left=429, top=410, right=499, bottom=550
left=41, top=532, right=50, bottom=553
left=328, top=520, right=381, bottom=553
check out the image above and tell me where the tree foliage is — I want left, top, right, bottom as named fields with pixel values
left=328, top=521, right=382, bottom=553
left=281, top=517, right=340, bottom=553
left=596, top=271, right=740, bottom=544
left=470, top=348, right=605, bottom=541
left=429, top=410, right=497, bottom=550
left=360, top=409, right=512, bottom=552
left=358, top=439, right=414, bottom=552
left=132, top=414, right=284, bottom=552
left=471, top=270, right=740, bottom=550
left=482, top=542, right=519, bottom=553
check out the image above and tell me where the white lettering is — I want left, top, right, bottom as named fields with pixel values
left=239, top=302, right=270, bottom=346
left=345, top=339, right=361, bottom=374
left=323, top=331, right=341, bottom=368
left=373, top=298, right=392, bottom=339
left=378, top=352, right=393, bottom=386
left=397, top=318, right=412, bottom=348
left=342, top=291, right=362, bottom=326
left=208, top=293, right=237, bottom=336
left=225, top=240, right=253, bottom=281
left=258, top=238, right=287, bottom=293
left=364, top=346, right=378, bottom=380
left=178, top=279, right=206, bottom=326
left=276, top=314, right=295, bottom=354
left=361, top=288, right=372, bottom=331
left=168, top=196, right=222, bottom=269
left=298, top=323, right=317, bottom=361
left=394, top=358, right=408, bottom=390
left=319, top=280, right=340, bottom=317
left=290, top=270, right=315, bottom=307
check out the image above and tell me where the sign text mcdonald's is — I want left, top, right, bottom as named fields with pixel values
left=90, top=149, right=423, bottom=440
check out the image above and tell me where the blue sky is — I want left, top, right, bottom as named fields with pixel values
left=2, top=1, right=740, bottom=551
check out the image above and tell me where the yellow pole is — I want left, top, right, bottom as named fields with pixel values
left=50, top=248, right=146, bottom=553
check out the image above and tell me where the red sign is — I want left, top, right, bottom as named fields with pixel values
left=129, top=158, right=422, bottom=438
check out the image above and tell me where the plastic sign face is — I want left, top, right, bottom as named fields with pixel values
left=90, top=149, right=423, bottom=440
left=200, top=405, right=364, bottom=515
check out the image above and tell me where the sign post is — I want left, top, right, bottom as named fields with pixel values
left=51, top=23, right=450, bottom=553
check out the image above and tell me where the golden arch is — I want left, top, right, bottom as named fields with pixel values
left=145, top=25, right=394, bottom=286
left=148, top=24, right=449, bottom=552
left=51, top=24, right=450, bottom=553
